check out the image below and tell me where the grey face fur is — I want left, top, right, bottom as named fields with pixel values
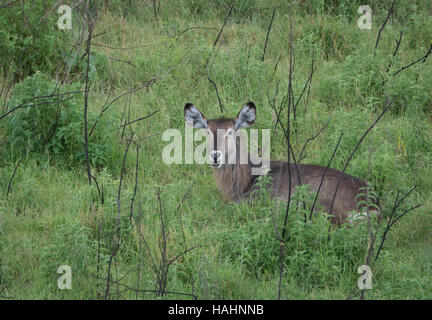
left=184, top=102, right=256, bottom=168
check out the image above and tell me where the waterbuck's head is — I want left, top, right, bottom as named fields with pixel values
left=184, top=102, right=256, bottom=169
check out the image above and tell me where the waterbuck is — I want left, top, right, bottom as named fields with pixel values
left=184, top=102, right=380, bottom=225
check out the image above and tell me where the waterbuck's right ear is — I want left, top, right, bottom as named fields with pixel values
left=234, top=102, right=256, bottom=130
left=184, top=103, right=208, bottom=129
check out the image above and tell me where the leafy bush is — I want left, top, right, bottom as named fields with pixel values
left=213, top=183, right=369, bottom=289
left=0, top=1, right=68, bottom=80
left=1, top=72, right=118, bottom=168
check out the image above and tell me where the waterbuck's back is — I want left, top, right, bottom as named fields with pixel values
left=265, top=161, right=377, bottom=225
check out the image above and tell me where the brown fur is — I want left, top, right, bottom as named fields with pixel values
left=214, top=157, right=379, bottom=225
left=214, top=163, right=253, bottom=201
left=207, top=120, right=379, bottom=225
left=207, top=119, right=255, bottom=201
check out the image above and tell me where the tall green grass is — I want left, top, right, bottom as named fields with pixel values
left=0, top=0, right=431, bottom=299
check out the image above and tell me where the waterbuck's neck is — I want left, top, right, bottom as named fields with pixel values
left=213, top=141, right=254, bottom=201
left=214, top=162, right=253, bottom=201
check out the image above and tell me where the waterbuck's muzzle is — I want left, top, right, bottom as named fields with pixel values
left=210, top=150, right=222, bottom=168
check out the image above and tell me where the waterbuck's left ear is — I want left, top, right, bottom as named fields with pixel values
left=234, top=102, right=256, bottom=130
left=184, top=103, right=208, bottom=129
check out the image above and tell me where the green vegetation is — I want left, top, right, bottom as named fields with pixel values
left=0, top=0, right=431, bottom=299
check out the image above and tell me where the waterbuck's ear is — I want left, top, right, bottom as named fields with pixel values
left=234, top=102, right=256, bottom=130
left=184, top=103, right=208, bottom=129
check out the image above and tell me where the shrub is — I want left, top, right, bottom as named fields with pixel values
left=1, top=72, right=118, bottom=169
left=213, top=182, right=369, bottom=289
left=0, top=1, right=68, bottom=80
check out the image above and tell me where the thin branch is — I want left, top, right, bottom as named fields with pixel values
left=168, top=246, right=200, bottom=267
left=261, top=8, right=276, bottom=62
left=298, top=116, right=331, bottom=163
left=374, top=0, right=396, bottom=56
left=277, top=11, right=294, bottom=301
left=93, top=275, right=198, bottom=299
left=0, top=91, right=84, bottom=121
left=389, top=204, right=422, bottom=229
left=91, top=42, right=154, bottom=50
left=118, top=133, right=134, bottom=220
left=386, top=31, right=403, bottom=74
left=294, top=64, right=317, bottom=113
left=309, top=132, right=343, bottom=220
left=213, top=5, right=234, bottom=47
left=132, top=131, right=161, bottom=143
left=0, top=0, right=18, bottom=9
left=120, top=109, right=160, bottom=127
left=38, top=0, right=63, bottom=23
left=281, top=12, right=294, bottom=240
left=174, top=26, right=218, bottom=41
left=175, top=182, right=194, bottom=250
left=206, top=43, right=224, bottom=113
left=360, top=148, right=377, bottom=300
left=89, top=78, right=159, bottom=137
left=6, top=161, right=20, bottom=198
left=392, top=43, right=432, bottom=77
left=329, top=96, right=397, bottom=219
left=129, top=144, right=140, bottom=221
left=83, top=13, right=93, bottom=185
left=374, top=186, right=419, bottom=261
left=108, top=55, right=136, bottom=67
left=304, top=58, right=314, bottom=114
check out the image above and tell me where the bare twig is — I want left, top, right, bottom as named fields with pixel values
left=168, top=246, right=200, bottom=267
left=175, top=182, right=195, bottom=250
left=374, top=0, right=396, bottom=56
left=174, top=26, right=218, bottom=41
left=0, top=0, right=18, bottom=9
left=309, top=132, right=343, bottom=220
left=329, top=96, right=397, bottom=220
left=359, top=147, right=377, bottom=300
left=129, top=144, right=140, bottom=221
left=392, top=43, right=432, bottom=77
left=380, top=31, right=403, bottom=88
left=261, top=8, right=276, bottom=62
left=298, top=116, right=331, bottom=163
left=104, top=130, right=134, bottom=299
left=89, top=78, right=159, bottom=137
left=277, top=11, right=294, bottom=300
left=294, top=64, right=317, bottom=114
left=152, top=0, right=160, bottom=17
left=6, top=161, right=20, bottom=198
left=120, top=109, right=160, bottom=127
left=94, top=275, right=198, bottom=299
left=214, top=5, right=234, bottom=47
left=118, top=133, right=134, bottom=220
left=304, top=58, right=314, bottom=114
left=386, top=31, right=403, bottom=74
left=39, top=0, right=63, bottom=23
left=83, top=11, right=93, bottom=185
left=281, top=12, right=294, bottom=241
left=132, top=131, right=162, bottom=143
left=91, top=43, right=154, bottom=50
left=0, top=91, right=84, bottom=121
left=108, top=55, right=136, bottom=68
left=374, top=186, right=419, bottom=261
left=206, top=43, right=224, bottom=113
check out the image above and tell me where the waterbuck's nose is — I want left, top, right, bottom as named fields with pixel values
left=210, top=150, right=222, bottom=166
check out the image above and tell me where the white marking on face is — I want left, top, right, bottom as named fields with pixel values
left=347, top=210, right=379, bottom=225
